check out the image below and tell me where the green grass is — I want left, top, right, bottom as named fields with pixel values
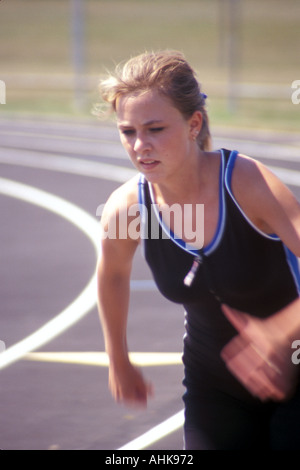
left=0, top=0, right=299, bottom=132
left=209, top=97, right=300, bottom=133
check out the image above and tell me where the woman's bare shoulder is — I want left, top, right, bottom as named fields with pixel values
left=232, top=152, right=285, bottom=198
left=231, top=152, right=300, bottom=238
left=101, top=174, right=140, bottom=217
left=98, top=174, right=141, bottom=251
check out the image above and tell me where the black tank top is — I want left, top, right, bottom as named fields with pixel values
left=138, top=149, right=300, bottom=392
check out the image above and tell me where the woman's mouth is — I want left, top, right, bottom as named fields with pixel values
left=138, top=159, right=160, bottom=170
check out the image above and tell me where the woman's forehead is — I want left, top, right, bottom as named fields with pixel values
left=116, top=89, right=179, bottom=123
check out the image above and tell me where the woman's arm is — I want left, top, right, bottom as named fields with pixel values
left=221, top=155, right=300, bottom=401
left=97, top=182, right=153, bottom=407
left=221, top=302, right=300, bottom=402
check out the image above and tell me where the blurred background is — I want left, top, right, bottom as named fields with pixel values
left=1, top=0, right=299, bottom=131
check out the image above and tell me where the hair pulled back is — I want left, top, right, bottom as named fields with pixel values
left=98, top=50, right=211, bottom=151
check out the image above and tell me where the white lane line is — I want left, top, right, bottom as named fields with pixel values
left=0, top=174, right=180, bottom=450
left=0, top=129, right=116, bottom=144
left=0, top=147, right=136, bottom=182
left=0, top=174, right=182, bottom=450
left=268, top=165, right=300, bottom=187
left=118, top=410, right=185, bottom=450
left=1, top=121, right=300, bottom=162
left=0, top=177, right=100, bottom=370
left=0, top=177, right=156, bottom=370
left=1, top=147, right=300, bottom=188
left=213, top=137, right=300, bottom=163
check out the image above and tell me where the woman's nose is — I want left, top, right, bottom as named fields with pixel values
left=133, top=135, right=151, bottom=154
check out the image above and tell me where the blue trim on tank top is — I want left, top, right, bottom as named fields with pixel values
left=138, top=149, right=300, bottom=295
left=138, top=149, right=227, bottom=257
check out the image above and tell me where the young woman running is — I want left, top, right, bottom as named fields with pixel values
left=96, top=50, right=300, bottom=449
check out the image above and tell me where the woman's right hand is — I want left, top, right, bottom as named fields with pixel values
left=108, top=360, right=154, bottom=408
left=97, top=178, right=153, bottom=408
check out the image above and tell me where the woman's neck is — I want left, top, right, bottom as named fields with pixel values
left=151, top=150, right=220, bottom=206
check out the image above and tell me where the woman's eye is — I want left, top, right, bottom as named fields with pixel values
left=121, top=129, right=135, bottom=136
left=150, top=127, right=164, bottom=133
left=120, top=127, right=165, bottom=136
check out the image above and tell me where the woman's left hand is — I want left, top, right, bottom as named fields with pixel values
left=221, top=304, right=299, bottom=402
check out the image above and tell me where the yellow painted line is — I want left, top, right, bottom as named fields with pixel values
left=23, top=351, right=182, bottom=367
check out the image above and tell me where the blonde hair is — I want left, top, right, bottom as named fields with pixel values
left=97, top=50, right=211, bottom=151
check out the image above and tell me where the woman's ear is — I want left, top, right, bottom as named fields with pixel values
left=189, top=111, right=203, bottom=140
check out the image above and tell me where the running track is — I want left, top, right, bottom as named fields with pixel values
left=0, top=116, right=300, bottom=450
